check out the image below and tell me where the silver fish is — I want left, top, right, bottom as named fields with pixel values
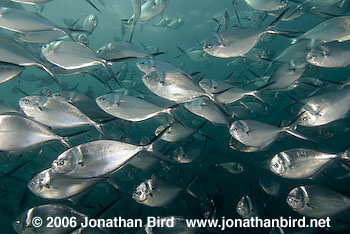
left=0, top=62, right=23, bottom=84
left=41, top=41, right=110, bottom=71
left=142, top=70, right=213, bottom=103
left=96, top=42, right=150, bottom=61
left=287, top=185, right=350, bottom=218
left=199, top=78, right=234, bottom=94
left=166, top=18, right=184, bottom=30
left=155, top=123, right=197, bottom=142
left=216, top=86, right=267, bottom=104
left=137, top=0, right=169, bottom=22
left=28, top=168, right=102, bottom=199
left=258, top=176, right=280, bottom=197
left=203, top=26, right=282, bottom=58
left=292, top=16, right=350, bottom=44
left=128, top=0, right=141, bottom=42
left=96, top=93, right=175, bottom=122
left=229, top=120, right=310, bottom=150
left=297, top=88, right=350, bottom=126
left=0, top=114, right=69, bottom=151
left=19, top=96, right=104, bottom=135
left=13, top=204, right=87, bottom=234
left=184, top=97, right=228, bottom=125
left=270, top=148, right=350, bottom=179
left=219, top=162, right=245, bottom=174
left=0, top=35, right=56, bottom=80
left=51, top=137, right=164, bottom=178
left=136, top=58, right=188, bottom=75
left=0, top=7, right=72, bottom=39
left=52, top=91, right=111, bottom=119
left=132, top=178, right=184, bottom=207
left=307, top=41, right=350, bottom=68
left=244, top=0, right=288, bottom=11
left=261, top=61, right=307, bottom=91
left=236, top=195, right=255, bottom=218
left=10, top=0, right=54, bottom=4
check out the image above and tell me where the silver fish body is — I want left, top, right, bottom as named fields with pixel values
left=287, top=185, right=350, bottom=218
left=28, top=168, right=102, bottom=199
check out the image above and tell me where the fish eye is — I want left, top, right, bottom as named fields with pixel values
left=146, top=75, right=151, bottom=80
left=97, top=49, right=102, bottom=53
left=57, top=160, right=65, bottom=166
left=139, top=62, right=145, bottom=65
left=206, top=44, right=212, bottom=49
left=135, top=191, right=142, bottom=196
left=22, top=98, right=30, bottom=104
left=99, top=97, right=106, bottom=102
left=15, top=220, right=20, bottom=226
left=301, top=116, right=308, bottom=121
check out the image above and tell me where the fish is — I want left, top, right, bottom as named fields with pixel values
left=258, top=176, right=280, bottom=197
left=203, top=9, right=289, bottom=58
left=0, top=114, right=69, bottom=151
left=291, top=16, right=350, bottom=44
left=170, top=141, right=203, bottom=164
left=198, top=78, right=234, bottom=94
left=13, top=204, right=88, bottom=234
left=51, top=127, right=170, bottom=178
left=155, top=123, right=199, bottom=142
left=0, top=62, right=23, bottom=84
left=0, top=7, right=73, bottom=40
left=236, top=195, right=255, bottom=218
left=128, top=0, right=141, bottom=42
left=96, top=42, right=150, bottom=61
left=244, top=0, right=288, bottom=11
left=229, top=120, right=310, bottom=150
left=137, top=0, right=169, bottom=22
left=142, top=70, right=216, bottom=104
left=287, top=185, right=350, bottom=218
left=0, top=35, right=57, bottom=82
left=216, top=86, right=268, bottom=105
left=306, top=41, right=350, bottom=68
left=184, top=97, right=228, bottom=125
left=9, top=0, right=54, bottom=4
left=260, top=61, right=307, bottom=91
left=297, top=88, right=350, bottom=127
left=177, top=47, right=209, bottom=62
left=166, top=18, right=184, bottom=30
left=219, top=162, right=245, bottom=174
left=136, top=58, right=188, bottom=75
left=132, top=177, right=194, bottom=207
left=52, top=91, right=111, bottom=119
left=19, top=95, right=105, bottom=135
left=270, top=148, right=350, bottom=179
left=153, top=16, right=172, bottom=28
left=96, top=93, right=177, bottom=122
left=28, top=168, right=102, bottom=199
left=41, top=40, right=120, bottom=86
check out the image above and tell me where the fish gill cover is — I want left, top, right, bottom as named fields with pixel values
left=0, top=0, right=350, bottom=233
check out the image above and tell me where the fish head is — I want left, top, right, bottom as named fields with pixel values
left=28, top=169, right=51, bottom=194
left=278, top=0, right=288, bottom=8
left=96, top=93, right=119, bottom=110
left=142, top=71, right=164, bottom=89
left=270, top=152, right=290, bottom=176
left=287, top=186, right=308, bottom=211
left=203, top=35, right=223, bottom=57
left=84, top=14, right=98, bottom=29
left=19, top=96, right=46, bottom=113
left=236, top=195, right=253, bottom=218
left=96, top=43, right=116, bottom=58
left=172, top=146, right=185, bottom=162
left=297, top=110, right=316, bottom=126
left=13, top=211, right=28, bottom=234
left=76, top=33, right=89, bottom=45
left=41, top=41, right=61, bottom=56
left=133, top=180, right=152, bottom=203
left=51, top=148, right=81, bottom=174
left=199, top=79, right=216, bottom=93
left=136, top=59, right=153, bottom=73
left=306, top=47, right=328, bottom=67
left=229, top=120, right=250, bottom=140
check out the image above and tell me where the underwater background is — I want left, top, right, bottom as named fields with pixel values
left=1, top=0, right=350, bottom=233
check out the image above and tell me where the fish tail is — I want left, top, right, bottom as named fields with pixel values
left=250, top=90, right=271, bottom=106
left=206, top=94, right=230, bottom=116
left=60, top=137, right=71, bottom=148
left=93, top=122, right=106, bottom=137
left=283, top=127, right=314, bottom=142
left=128, top=22, right=136, bottom=42
left=38, top=63, right=61, bottom=85
left=338, top=150, right=350, bottom=161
